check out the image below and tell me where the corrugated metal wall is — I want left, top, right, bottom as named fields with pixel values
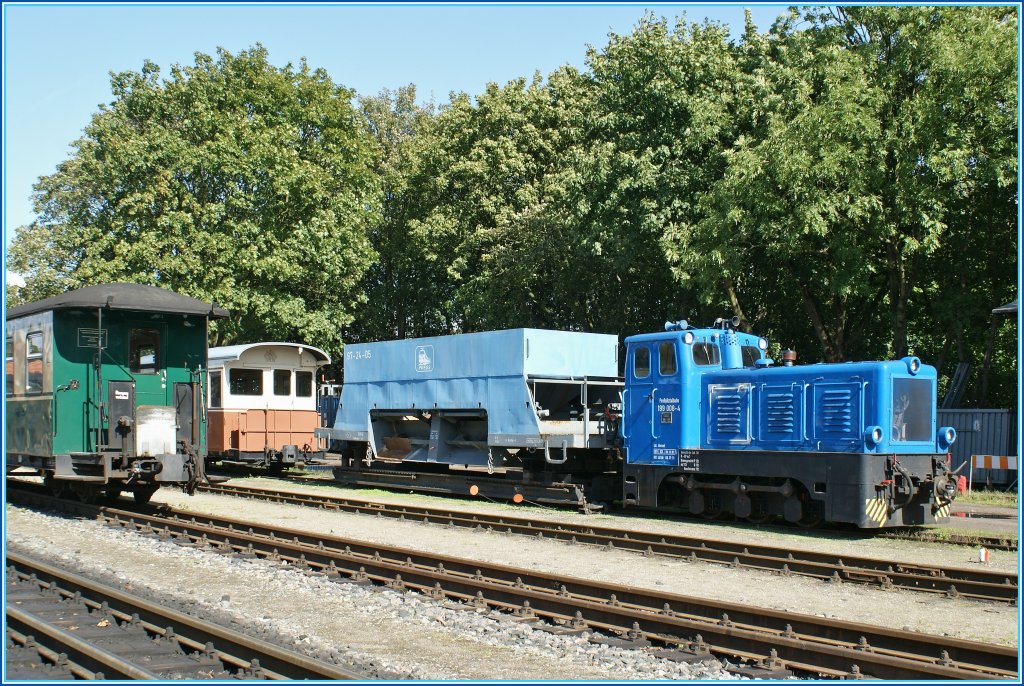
left=937, top=408, right=1017, bottom=487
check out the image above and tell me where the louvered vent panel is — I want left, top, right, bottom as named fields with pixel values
left=820, top=388, right=854, bottom=433
left=715, top=394, right=743, bottom=434
left=765, top=391, right=795, bottom=433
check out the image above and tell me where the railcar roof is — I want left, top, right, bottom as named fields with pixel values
left=6, top=283, right=230, bottom=320
left=208, top=342, right=330, bottom=365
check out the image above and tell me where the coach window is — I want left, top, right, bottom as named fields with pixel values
left=295, top=371, right=313, bottom=397
left=129, top=328, right=160, bottom=374
left=658, top=342, right=677, bottom=376
left=692, top=342, right=721, bottom=366
left=274, top=369, right=291, bottom=396
left=26, top=332, right=43, bottom=393
left=229, top=368, right=263, bottom=396
left=5, top=337, right=13, bottom=396
left=209, top=371, right=222, bottom=408
left=633, top=346, right=650, bottom=379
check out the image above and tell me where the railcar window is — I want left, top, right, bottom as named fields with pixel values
left=26, top=332, right=43, bottom=394
left=692, top=342, right=720, bottom=366
left=209, top=371, right=222, bottom=408
left=274, top=369, right=291, bottom=396
left=296, top=371, right=313, bottom=397
left=129, top=328, right=160, bottom=374
left=891, top=378, right=931, bottom=442
left=741, top=345, right=761, bottom=367
left=229, top=368, right=263, bottom=396
left=659, top=342, right=677, bottom=376
left=5, top=337, right=13, bottom=396
left=633, top=346, right=651, bottom=379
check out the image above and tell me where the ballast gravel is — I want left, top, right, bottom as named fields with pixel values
left=5, top=505, right=738, bottom=681
left=150, top=480, right=1019, bottom=647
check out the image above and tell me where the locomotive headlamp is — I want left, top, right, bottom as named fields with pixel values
left=865, top=426, right=883, bottom=446
left=937, top=426, right=957, bottom=450
left=683, top=332, right=695, bottom=345
left=757, top=338, right=768, bottom=351
left=904, top=356, right=921, bottom=375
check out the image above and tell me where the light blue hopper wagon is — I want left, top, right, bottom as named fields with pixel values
left=317, top=329, right=624, bottom=508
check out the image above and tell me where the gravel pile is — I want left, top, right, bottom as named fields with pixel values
left=6, top=505, right=739, bottom=680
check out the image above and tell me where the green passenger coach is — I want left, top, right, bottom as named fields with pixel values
left=5, top=283, right=228, bottom=503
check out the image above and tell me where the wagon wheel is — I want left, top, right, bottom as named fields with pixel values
left=75, top=484, right=100, bottom=505
left=44, top=474, right=69, bottom=499
left=133, top=486, right=159, bottom=504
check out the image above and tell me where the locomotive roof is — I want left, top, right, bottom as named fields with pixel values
left=208, top=342, right=330, bottom=365
left=6, top=283, right=230, bottom=320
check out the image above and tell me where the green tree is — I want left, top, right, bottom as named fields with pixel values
left=678, top=6, right=1017, bottom=369
left=351, top=86, right=447, bottom=341
left=7, top=45, right=380, bottom=356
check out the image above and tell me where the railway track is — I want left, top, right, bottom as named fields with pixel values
left=5, top=550, right=365, bottom=680
left=206, top=465, right=1020, bottom=552
left=8, top=483, right=1018, bottom=681
left=197, top=481, right=1019, bottom=604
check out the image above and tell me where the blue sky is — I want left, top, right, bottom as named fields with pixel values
left=3, top=3, right=789, bottom=251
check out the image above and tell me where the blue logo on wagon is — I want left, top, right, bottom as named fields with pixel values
left=415, top=345, right=434, bottom=372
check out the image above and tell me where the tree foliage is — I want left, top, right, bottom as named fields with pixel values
left=8, top=45, right=380, bottom=355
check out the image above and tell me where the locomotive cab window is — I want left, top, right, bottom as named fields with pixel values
left=129, top=328, right=160, bottom=374
left=5, top=336, right=13, bottom=396
left=25, top=332, right=43, bottom=394
left=658, top=342, right=677, bottom=376
left=229, top=368, right=263, bottom=396
left=209, top=371, right=222, bottom=408
left=296, top=371, right=313, bottom=397
left=273, top=369, right=291, bottom=396
left=692, top=342, right=720, bottom=366
left=891, top=378, right=931, bottom=442
left=741, top=345, right=761, bottom=367
left=633, top=346, right=650, bottom=379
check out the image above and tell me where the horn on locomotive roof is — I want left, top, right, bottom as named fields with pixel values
left=663, top=320, right=690, bottom=332
left=712, top=316, right=742, bottom=330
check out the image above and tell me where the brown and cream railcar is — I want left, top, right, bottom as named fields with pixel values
left=206, top=342, right=330, bottom=471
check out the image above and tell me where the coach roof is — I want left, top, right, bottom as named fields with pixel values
left=208, top=342, right=330, bottom=366
left=6, top=283, right=230, bottom=320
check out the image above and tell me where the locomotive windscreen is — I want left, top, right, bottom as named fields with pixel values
left=891, top=378, right=931, bottom=442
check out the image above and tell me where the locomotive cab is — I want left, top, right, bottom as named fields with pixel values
left=622, top=319, right=957, bottom=528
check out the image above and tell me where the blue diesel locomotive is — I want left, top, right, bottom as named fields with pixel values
left=318, top=319, right=958, bottom=527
